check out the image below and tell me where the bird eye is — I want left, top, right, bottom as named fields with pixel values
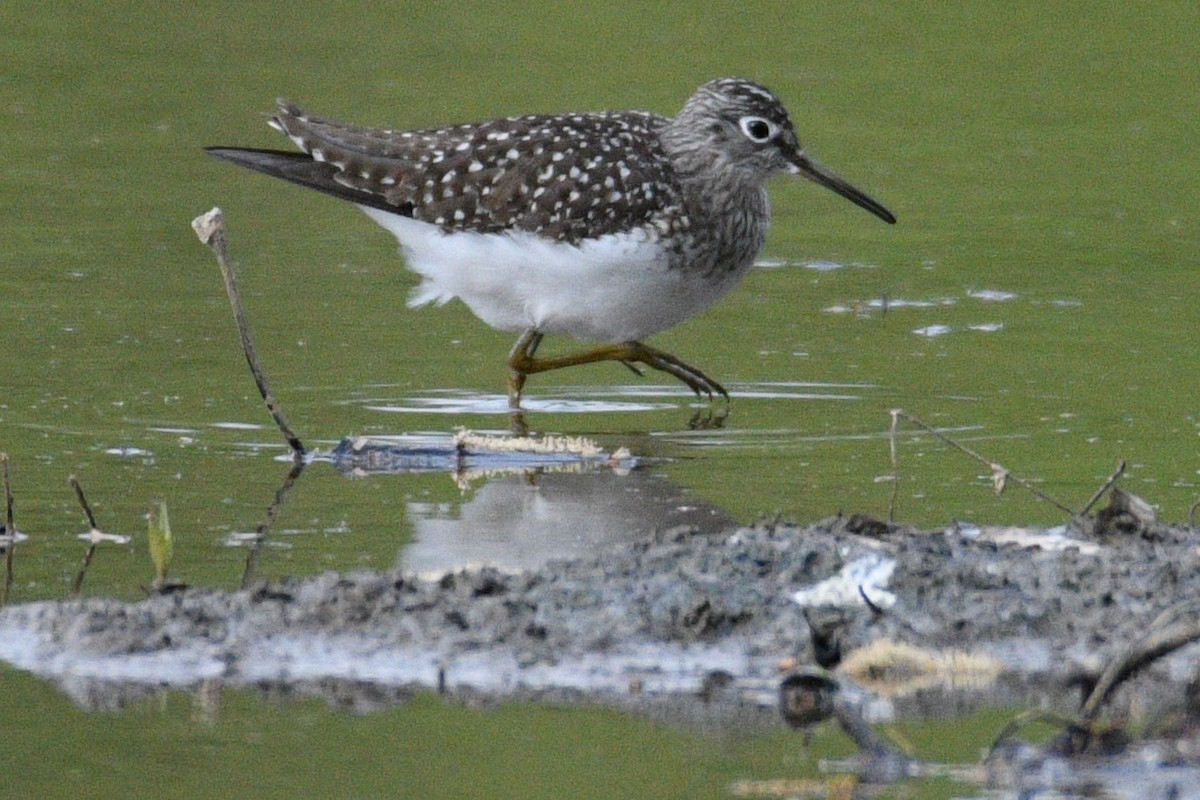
left=739, top=116, right=775, bottom=143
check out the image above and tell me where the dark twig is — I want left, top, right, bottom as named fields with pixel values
left=802, top=608, right=846, bottom=670
left=70, top=474, right=98, bottom=530
left=858, top=585, right=885, bottom=617
left=1077, top=459, right=1127, bottom=518
left=889, top=409, right=1074, bottom=516
left=241, top=458, right=307, bottom=589
left=192, top=208, right=306, bottom=461
left=2, top=454, right=14, bottom=605
left=2, top=453, right=12, bottom=533
left=69, top=475, right=99, bottom=596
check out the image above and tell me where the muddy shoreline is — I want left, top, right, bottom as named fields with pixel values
left=3, top=495, right=1198, bottom=729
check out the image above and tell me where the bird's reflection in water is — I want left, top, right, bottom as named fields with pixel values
left=400, top=468, right=734, bottom=574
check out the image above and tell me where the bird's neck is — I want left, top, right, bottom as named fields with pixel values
left=657, top=119, right=772, bottom=273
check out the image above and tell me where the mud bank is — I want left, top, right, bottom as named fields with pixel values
left=2, top=498, right=1198, bottom=728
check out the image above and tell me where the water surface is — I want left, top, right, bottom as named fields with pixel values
left=1, top=2, right=1197, bottom=797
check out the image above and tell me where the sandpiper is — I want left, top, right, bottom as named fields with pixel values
left=207, top=78, right=895, bottom=407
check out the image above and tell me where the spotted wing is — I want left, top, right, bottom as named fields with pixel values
left=262, top=101, right=683, bottom=244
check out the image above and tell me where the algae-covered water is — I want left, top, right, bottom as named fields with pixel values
left=1, top=1, right=1197, bottom=797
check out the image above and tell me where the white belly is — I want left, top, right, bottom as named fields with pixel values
left=358, top=206, right=747, bottom=343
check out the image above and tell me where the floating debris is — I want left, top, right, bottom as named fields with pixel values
left=103, top=446, right=153, bottom=458
left=76, top=529, right=131, bottom=546
left=912, top=323, right=1004, bottom=337
left=0, top=527, right=29, bottom=546
left=826, top=297, right=957, bottom=314
left=321, top=429, right=636, bottom=487
left=967, top=289, right=1018, bottom=302
left=754, top=258, right=860, bottom=271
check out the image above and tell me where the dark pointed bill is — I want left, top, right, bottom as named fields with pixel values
left=790, top=154, right=896, bottom=225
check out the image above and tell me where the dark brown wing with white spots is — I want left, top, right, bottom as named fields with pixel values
left=268, top=101, right=684, bottom=244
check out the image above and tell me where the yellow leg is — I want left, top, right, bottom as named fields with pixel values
left=506, top=329, right=543, bottom=408
left=505, top=328, right=729, bottom=408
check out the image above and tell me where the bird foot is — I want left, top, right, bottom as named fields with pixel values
left=506, top=331, right=729, bottom=404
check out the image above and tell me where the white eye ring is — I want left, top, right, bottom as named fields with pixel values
left=738, top=116, right=776, bottom=143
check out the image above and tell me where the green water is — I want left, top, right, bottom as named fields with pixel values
left=0, top=664, right=991, bottom=800
left=1, top=1, right=1197, bottom=796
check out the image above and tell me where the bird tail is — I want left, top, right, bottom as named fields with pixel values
left=204, top=147, right=412, bottom=217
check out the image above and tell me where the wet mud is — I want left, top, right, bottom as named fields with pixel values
left=2, top=494, right=1197, bottom=709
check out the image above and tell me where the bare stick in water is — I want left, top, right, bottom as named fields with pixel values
left=1077, top=459, right=1127, bottom=518
left=241, top=459, right=307, bottom=589
left=192, top=207, right=306, bottom=461
left=69, top=475, right=99, bottom=596
left=2, top=454, right=14, bottom=605
left=2, top=454, right=12, bottom=533
left=889, top=409, right=1075, bottom=516
left=70, top=474, right=98, bottom=529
